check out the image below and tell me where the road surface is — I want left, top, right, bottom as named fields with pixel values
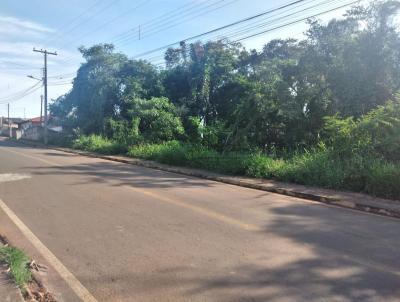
left=0, top=137, right=399, bottom=302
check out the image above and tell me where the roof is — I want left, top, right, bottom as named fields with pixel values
left=30, top=117, right=42, bottom=123
left=4, top=118, right=27, bottom=124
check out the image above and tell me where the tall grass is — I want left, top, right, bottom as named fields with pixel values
left=128, top=141, right=400, bottom=200
left=0, top=246, right=32, bottom=288
left=72, top=134, right=127, bottom=155
left=70, top=136, right=400, bottom=200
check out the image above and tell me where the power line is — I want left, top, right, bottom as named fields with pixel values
left=46, top=0, right=121, bottom=46
left=111, top=0, right=215, bottom=43
left=0, top=81, right=43, bottom=104
left=210, top=0, right=339, bottom=42
left=57, top=0, right=359, bottom=69
left=0, top=60, right=41, bottom=71
left=115, top=0, right=240, bottom=46
left=138, top=0, right=358, bottom=66
left=57, top=0, right=228, bottom=64
left=129, top=0, right=311, bottom=59
left=207, top=0, right=319, bottom=40
left=42, top=0, right=104, bottom=46
left=48, top=72, right=77, bottom=79
left=0, top=81, right=42, bottom=101
left=121, top=0, right=241, bottom=44
left=48, top=82, right=74, bottom=86
left=57, top=0, right=151, bottom=49
left=235, top=0, right=359, bottom=42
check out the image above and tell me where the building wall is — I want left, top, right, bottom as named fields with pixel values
left=21, top=126, right=43, bottom=141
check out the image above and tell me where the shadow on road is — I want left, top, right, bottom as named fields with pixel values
left=3, top=139, right=400, bottom=302
left=129, top=203, right=399, bottom=302
left=74, top=201, right=400, bottom=302
left=27, top=160, right=215, bottom=189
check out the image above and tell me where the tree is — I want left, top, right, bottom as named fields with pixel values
left=69, top=44, right=128, bottom=133
left=126, top=97, right=184, bottom=143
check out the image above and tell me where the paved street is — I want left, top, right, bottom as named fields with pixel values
left=0, top=137, right=399, bottom=302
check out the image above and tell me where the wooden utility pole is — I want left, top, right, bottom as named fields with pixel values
left=40, top=95, right=43, bottom=125
left=7, top=103, right=11, bottom=138
left=33, top=48, right=57, bottom=144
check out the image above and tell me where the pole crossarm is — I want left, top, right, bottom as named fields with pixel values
left=33, top=48, right=58, bottom=56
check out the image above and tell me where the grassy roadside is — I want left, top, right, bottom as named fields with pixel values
left=0, top=246, right=31, bottom=288
left=127, top=141, right=400, bottom=200
left=69, top=136, right=400, bottom=200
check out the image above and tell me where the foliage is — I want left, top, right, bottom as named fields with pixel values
left=50, top=1, right=400, bottom=199
left=126, top=97, right=185, bottom=143
left=0, top=246, right=32, bottom=288
left=128, top=141, right=400, bottom=199
left=128, top=141, right=251, bottom=174
left=323, top=98, right=400, bottom=160
left=182, top=116, right=203, bottom=143
left=72, top=134, right=127, bottom=154
left=104, top=118, right=139, bottom=145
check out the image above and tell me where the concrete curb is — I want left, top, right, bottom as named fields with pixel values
left=16, top=139, right=400, bottom=220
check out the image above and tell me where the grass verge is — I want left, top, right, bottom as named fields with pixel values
left=68, top=135, right=400, bottom=200
left=127, top=141, right=400, bottom=200
left=0, top=246, right=32, bottom=288
left=72, top=134, right=127, bottom=155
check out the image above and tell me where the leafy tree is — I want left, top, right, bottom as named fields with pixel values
left=126, top=97, right=184, bottom=143
left=51, top=0, right=400, bottom=155
left=68, top=44, right=127, bottom=133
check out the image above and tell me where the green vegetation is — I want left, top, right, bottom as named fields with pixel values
left=127, top=139, right=400, bottom=200
left=52, top=1, right=400, bottom=200
left=71, top=100, right=400, bottom=199
left=0, top=246, right=32, bottom=288
left=73, top=134, right=127, bottom=154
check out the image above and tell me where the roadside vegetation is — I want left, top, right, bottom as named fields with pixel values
left=0, top=246, right=32, bottom=288
left=51, top=1, right=400, bottom=200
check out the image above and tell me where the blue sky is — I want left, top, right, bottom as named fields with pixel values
left=0, top=0, right=369, bottom=118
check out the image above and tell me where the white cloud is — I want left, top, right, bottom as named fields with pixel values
left=0, top=14, right=79, bottom=118
left=0, top=15, right=54, bottom=35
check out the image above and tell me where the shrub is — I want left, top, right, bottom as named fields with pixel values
left=73, top=135, right=127, bottom=154
left=323, top=99, right=400, bottom=161
left=183, top=116, right=203, bottom=143
left=128, top=97, right=185, bottom=143
left=128, top=142, right=400, bottom=199
left=104, top=118, right=139, bottom=145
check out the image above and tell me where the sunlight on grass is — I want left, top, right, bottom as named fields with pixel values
left=0, top=246, right=32, bottom=288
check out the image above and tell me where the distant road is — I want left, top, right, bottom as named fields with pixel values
left=0, top=137, right=399, bottom=302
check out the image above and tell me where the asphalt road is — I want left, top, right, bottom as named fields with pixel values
left=0, top=137, right=399, bottom=302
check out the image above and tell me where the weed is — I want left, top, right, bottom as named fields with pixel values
left=0, top=246, right=32, bottom=288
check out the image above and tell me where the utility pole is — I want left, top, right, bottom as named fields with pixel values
left=33, top=48, right=57, bottom=144
left=40, top=95, right=43, bottom=126
left=7, top=103, right=11, bottom=138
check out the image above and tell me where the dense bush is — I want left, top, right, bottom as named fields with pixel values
left=128, top=97, right=185, bottom=143
left=323, top=100, right=400, bottom=161
left=105, top=118, right=139, bottom=145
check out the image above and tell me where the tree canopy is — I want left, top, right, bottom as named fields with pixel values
left=51, top=1, right=400, bottom=151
